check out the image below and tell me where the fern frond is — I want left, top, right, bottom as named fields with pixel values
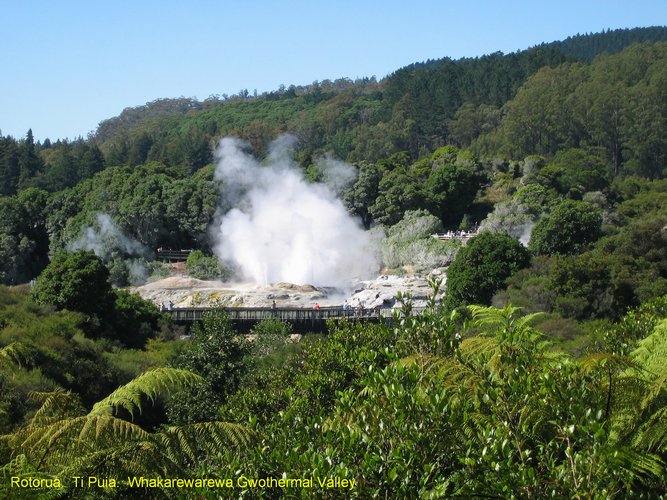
left=0, top=454, right=34, bottom=477
left=27, top=390, right=85, bottom=425
left=3, top=368, right=250, bottom=482
left=14, top=415, right=150, bottom=468
left=0, top=455, right=64, bottom=500
left=155, top=421, right=255, bottom=467
left=90, top=368, right=203, bottom=418
left=191, top=420, right=255, bottom=448
left=613, top=446, right=665, bottom=481
left=579, top=352, right=641, bottom=375
left=631, top=319, right=667, bottom=376
left=458, top=337, right=499, bottom=359
left=468, top=304, right=522, bottom=327
left=396, top=353, right=452, bottom=381
left=634, top=407, right=667, bottom=452
left=58, top=440, right=175, bottom=479
left=611, top=375, right=650, bottom=438
left=518, top=400, right=551, bottom=435
left=468, top=305, right=543, bottom=332
left=0, top=341, right=30, bottom=367
left=437, top=357, right=485, bottom=396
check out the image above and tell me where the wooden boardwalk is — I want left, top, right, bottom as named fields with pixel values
left=156, top=249, right=193, bottom=262
left=168, top=306, right=397, bottom=332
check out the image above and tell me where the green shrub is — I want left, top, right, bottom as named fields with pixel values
left=185, top=250, right=231, bottom=280
left=529, top=199, right=602, bottom=256
left=445, top=231, right=530, bottom=310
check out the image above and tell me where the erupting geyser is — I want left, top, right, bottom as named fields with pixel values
left=212, top=136, right=379, bottom=287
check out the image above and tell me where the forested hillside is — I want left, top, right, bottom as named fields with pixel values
left=1, top=27, right=667, bottom=498
left=539, top=25, right=667, bottom=61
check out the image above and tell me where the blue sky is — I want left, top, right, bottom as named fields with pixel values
left=2, top=0, right=666, bottom=141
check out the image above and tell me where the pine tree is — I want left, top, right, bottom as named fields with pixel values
left=17, top=129, right=42, bottom=191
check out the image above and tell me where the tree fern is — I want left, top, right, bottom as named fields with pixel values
left=158, top=421, right=254, bottom=464
left=631, top=319, right=667, bottom=377
left=90, top=367, right=203, bottom=418
left=468, top=304, right=544, bottom=341
left=626, top=319, right=667, bottom=453
left=2, top=367, right=254, bottom=495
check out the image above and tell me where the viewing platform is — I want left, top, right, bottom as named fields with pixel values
left=156, top=248, right=193, bottom=262
left=168, top=306, right=401, bottom=332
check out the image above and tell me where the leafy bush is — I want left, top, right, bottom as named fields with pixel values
left=249, top=318, right=292, bottom=358
left=110, top=290, right=164, bottom=349
left=549, top=252, right=637, bottom=321
left=512, top=182, right=559, bottom=215
left=186, top=250, right=231, bottom=280
left=601, top=294, right=667, bottom=354
left=168, top=312, right=251, bottom=424
left=529, top=199, right=602, bottom=256
left=539, top=147, right=611, bottom=195
left=32, top=251, right=114, bottom=318
left=145, top=260, right=171, bottom=282
left=444, top=231, right=530, bottom=310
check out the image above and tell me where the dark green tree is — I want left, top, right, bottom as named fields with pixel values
left=39, top=146, right=79, bottom=191
left=111, top=289, right=164, bottom=348
left=424, top=148, right=480, bottom=226
left=0, top=188, right=50, bottom=284
left=168, top=311, right=251, bottom=424
left=369, top=152, right=423, bottom=226
left=529, top=199, right=602, bottom=256
left=536, top=148, right=611, bottom=196
left=74, top=142, right=105, bottom=180
left=128, top=132, right=153, bottom=166
left=444, top=231, right=530, bottom=310
left=32, top=251, right=114, bottom=318
left=17, top=129, right=43, bottom=191
left=0, top=136, right=20, bottom=196
left=549, top=252, right=637, bottom=320
left=343, top=160, right=380, bottom=228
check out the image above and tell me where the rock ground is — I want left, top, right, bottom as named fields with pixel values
left=130, top=268, right=446, bottom=310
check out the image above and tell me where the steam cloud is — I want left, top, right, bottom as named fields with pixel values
left=68, top=213, right=150, bottom=284
left=478, top=199, right=535, bottom=247
left=212, top=136, right=379, bottom=287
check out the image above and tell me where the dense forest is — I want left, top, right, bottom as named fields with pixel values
left=1, top=26, right=667, bottom=498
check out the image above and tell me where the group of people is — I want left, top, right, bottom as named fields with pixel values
left=342, top=299, right=368, bottom=316
left=439, top=229, right=478, bottom=239
left=158, top=301, right=174, bottom=312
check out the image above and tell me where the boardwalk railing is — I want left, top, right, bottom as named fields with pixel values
left=168, top=306, right=420, bottom=331
left=156, top=249, right=193, bottom=262
left=170, top=306, right=395, bottom=323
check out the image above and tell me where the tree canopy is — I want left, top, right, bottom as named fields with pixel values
left=529, top=199, right=603, bottom=256
left=444, top=231, right=531, bottom=310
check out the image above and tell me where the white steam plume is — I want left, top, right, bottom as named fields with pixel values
left=212, top=136, right=379, bottom=287
left=69, top=214, right=147, bottom=259
left=478, top=199, right=535, bottom=246
left=68, top=213, right=150, bottom=284
left=518, top=222, right=535, bottom=247
left=316, top=154, right=357, bottom=195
